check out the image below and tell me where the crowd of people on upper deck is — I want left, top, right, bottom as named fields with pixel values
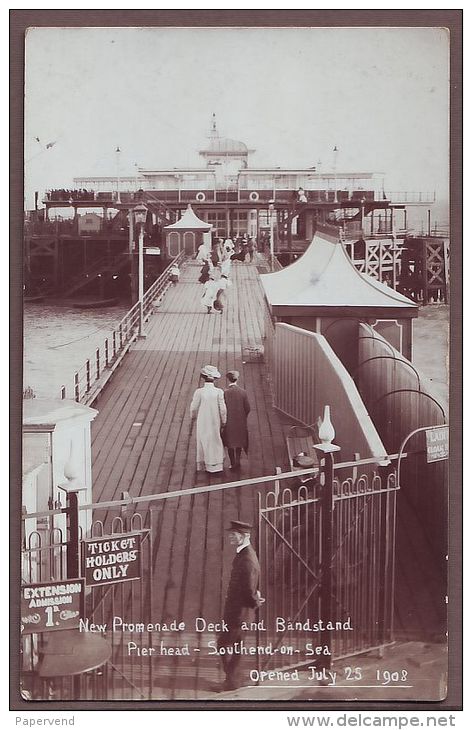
left=45, top=189, right=96, bottom=203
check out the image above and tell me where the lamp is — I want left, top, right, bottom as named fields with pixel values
left=268, top=199, right=275, bottom=270
left=314, top=405, right=341, bottom=454
left=133, top=203, right=148, bottom=339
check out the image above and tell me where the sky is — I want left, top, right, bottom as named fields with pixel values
left=24, top=26, right=450, bottom=209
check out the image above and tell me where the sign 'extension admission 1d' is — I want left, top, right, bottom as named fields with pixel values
left=21, top=579, right=85, bottom=634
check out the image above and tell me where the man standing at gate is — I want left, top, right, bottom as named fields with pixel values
left=222, top=371, right=251, bottom=470
left=217, top=520, right=264, bottom=691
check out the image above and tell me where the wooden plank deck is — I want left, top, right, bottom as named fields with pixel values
left=90, top=259, right=290, bottom=698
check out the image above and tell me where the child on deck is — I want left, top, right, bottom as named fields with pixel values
left=169, top=264, right=180, bottom=285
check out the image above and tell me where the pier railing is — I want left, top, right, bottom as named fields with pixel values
left=61, top=251, right=186, bottom=405
left=385, top=191, right=436, bottom=204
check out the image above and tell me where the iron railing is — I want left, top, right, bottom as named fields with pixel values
left=258, top=467, right=398, bottom=671
left=267, top=254, right=283, bottom=272
left=60, top=251, right=186, bottom=404
left=19, top=453, right=404, bottom=700
left=384, top=191, right=436, bottom=204
left=21, top=455, right=406, bottom=527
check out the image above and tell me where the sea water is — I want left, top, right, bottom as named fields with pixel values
left=23, top=302, right=128, bottom=399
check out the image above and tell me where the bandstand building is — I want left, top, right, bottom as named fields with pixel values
left=25, top=116, right=445, bottom=303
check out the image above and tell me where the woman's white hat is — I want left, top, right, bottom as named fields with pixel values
left=200, top=365, right=221, bottom=379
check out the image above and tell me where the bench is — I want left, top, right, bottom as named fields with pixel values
left=285, top=425, right=318, bottom=473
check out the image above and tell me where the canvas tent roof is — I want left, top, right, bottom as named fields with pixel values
left=261, top=226, right=418, bottom=318
left=163, top=204, right=212, bottom=231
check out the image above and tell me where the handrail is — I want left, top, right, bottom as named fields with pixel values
left=266, top=254, right=283, bottom=272
left=60, top=252, right=186, bottom=403
left=143, top=250, right=185, bottom=314
left=385, top=191, right=436, bottom=204
left=22, top=452, right=404, bottom=520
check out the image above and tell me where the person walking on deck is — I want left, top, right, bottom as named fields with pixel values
left=213, top=273, right=231, bottom=313
left=220, top=255, right=232, bottom=278
left=246, top=238, right=255, bottom=262
left=201, top=270, right=220, bottom=313
left=224, top=237, right=235, bottom=257
left=222, top=371, right=250, bottom=470
left=217, top=520, right=264, bottom=691
left=198, top=259, right=211, bottom=285
left=190, top=365, right=227, bottom=473
left=196, top=241, right=211, bottom=263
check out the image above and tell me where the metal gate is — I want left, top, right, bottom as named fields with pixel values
left=20, top=508, right=155, bottom=700
left=20, top=460, right=398, bottom=699
left=84, top=511, right=154, bottom=700
left=257, top=459, right=398, bottom=672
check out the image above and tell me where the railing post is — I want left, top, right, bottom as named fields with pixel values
left=274, top=466, right=281, bottom=503
left=314, top=406, right=340, bottom=671
left=74, top=373, right=80, bottom=402
left=376, top=463, right=391, bottom=649
left=119, top=323, right=123, bottom=350
left=113, top=331, right=117, bottom=359
left=65, top=489, right=80, bottom=579
left=105, top=338, right=109, bottom=368
left=60, top=386, right=66, bottom=400
left=58, top=466, right=88, bottom=699
left=86, top=360, right=91, bottom=393
left=96, top=348, right=100, bottom=380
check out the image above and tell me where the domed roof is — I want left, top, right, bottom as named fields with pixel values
left=200, top=136, right=249, bottom=157
left=206, top=137, right=248, bottom=154
left=199, top=116, right=254, bottom=157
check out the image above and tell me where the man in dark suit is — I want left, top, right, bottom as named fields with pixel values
left=223, top=371, right=251, bottom=470
left=217, top=520, right=264, bottom=691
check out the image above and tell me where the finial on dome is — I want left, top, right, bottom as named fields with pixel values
left=209, top=113, right=219, bottom=139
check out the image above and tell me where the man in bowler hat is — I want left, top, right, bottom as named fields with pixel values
left=217, top=520, right=264, bottom=691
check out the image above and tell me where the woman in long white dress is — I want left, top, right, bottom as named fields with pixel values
left=201, top=275, right=220, bottom=313
left=190, top=365, right=227, bottom=473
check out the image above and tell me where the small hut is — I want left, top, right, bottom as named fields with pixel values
left=261, top=225, right=418, bottom=370
left=163, top=204, right=212, bottom=258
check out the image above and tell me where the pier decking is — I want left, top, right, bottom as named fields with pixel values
left=90, top=259, right=291, bottom=697
left=91, top=258, right=286, bottom=503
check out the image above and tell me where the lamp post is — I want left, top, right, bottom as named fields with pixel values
left=133, top=203, right=147, bottom=339
left=115, top=146, right=121, bottom=204
left=269, top=199, right=275, bottom=271
left=57, top=443, right=87, bottom=580
left=313, top=405, right=340, bottom=672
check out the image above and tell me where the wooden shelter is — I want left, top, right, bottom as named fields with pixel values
left=261, top=224, right=418, bottom=371
left=163, top=204, right=212, bottom=257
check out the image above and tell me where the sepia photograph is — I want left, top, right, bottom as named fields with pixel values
left=13, top=11, right=460, bottom=711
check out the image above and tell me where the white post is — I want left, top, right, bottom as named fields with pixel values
left=269, top=200, right=275, bottom=270
left=138, top=224, right=146, bottom=339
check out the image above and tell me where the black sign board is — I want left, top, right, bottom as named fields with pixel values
left=21, top=579, right=85, bottom=634
left=82, top=532, right=143, bottom=587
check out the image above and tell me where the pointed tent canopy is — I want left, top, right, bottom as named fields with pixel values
left=261, top=225, right=418, bottom=319
left=163, top=204, right=212, bottom=231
